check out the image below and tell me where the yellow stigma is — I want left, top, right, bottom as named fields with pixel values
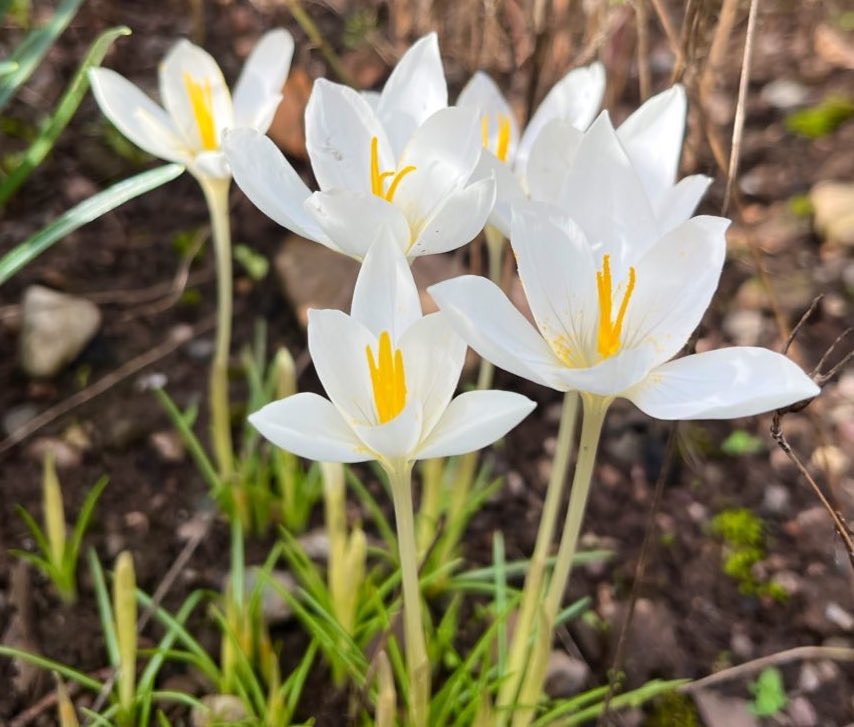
left=366, top=331, right=407, bottom=424
left=370, top=136, right=416, bottom=202
left=183, top=72, right=218, bottom=151
left=481, top=113, right=512, bottom=163
left=595, top=254, right=636, bottom=359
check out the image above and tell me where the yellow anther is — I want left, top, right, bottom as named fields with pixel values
left=366, top=331, right=407, bottom=424
left=369, top=136, right=416, bottom=202
left=183, top=72, right=217, bottom=151
left=595, top=255, right=636, bottom=359
left=480, top=113, right=512, bottom=163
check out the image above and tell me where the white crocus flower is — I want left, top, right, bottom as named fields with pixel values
left=89, top=30, right=294, bottom=180
left=525, top=85, right=712, bottom=237
left=429, top=119, right=819, bottom=419
left=249, top=237, right=535, bottom=467
left=458, top=63, right=605, bottom=235
left=224, top=33, right=494, bottom=262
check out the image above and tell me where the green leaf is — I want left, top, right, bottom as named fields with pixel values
left=721, top=429, right=765, bottom=456
left=233, top=243, right=269, bottom=281
left=0, top=26, right=131, bottom=206
left=0, top=645, right=102, bottom=692
left=0, top=163, right=184, bottom=285
left=749, top=667, right=788, bottom=716
left=785, top=96, right=854, bottom=139
left=0, top=0, right=85, bottom=112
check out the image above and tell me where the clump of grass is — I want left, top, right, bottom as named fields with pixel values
left=785, top=96, right=854, bottom=138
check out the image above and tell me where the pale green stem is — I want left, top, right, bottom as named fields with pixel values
left=479, top=224, right=506, bottom=391
left=417, top=457, right=444, bottom=558
left=512, top=394, right=609, bottom=727
left=497, top=392, right=579, bottom=723
left=198, top=176, right=234, bottom=481
left=387, top=459, right=430, bottom=727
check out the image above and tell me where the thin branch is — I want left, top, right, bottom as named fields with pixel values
left=722, top=0, right=760, bottom=216
left=633, top=0, right=651, bottom=102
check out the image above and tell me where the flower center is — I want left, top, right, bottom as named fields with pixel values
left=183, top=72, right=218, bottom=151
left=596, top=254, right=636, bottom=359
left=370, top=137, right=416, bottom=202
left=481, top=113, right=511, bottom=163
left=366, top=331, right=407, bottom=424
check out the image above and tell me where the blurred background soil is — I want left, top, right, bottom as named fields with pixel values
left=1, top=0, right=853, bottom=724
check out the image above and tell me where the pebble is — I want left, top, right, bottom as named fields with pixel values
left=149, top=430, right=185, bottom=463
left=787, top=696, right=818, bottom=727
left=26, top=437, right=81, bottom=469
left=191, top=695, right=248, bottom=727
left=298, top=529, right=330, bottom=561
left=811, top=445, right=850, bottom=477
left=810, top=181, right=854, bottom=247
left=722, top=309, right=764, bottom=346
left=544, top=651, right=590, bottom=697
left=18, top=285, right=101, bottom=378
left=825, top=602, right=854, bottom=631
left=761, top=483, right=791, bottom=515
left=184, top=337, right=215, bottom=362
left=760, top=78, right=809, bottom=109
left=693, top=689, right=759, bottom=727
left=730, top=629, right=754, bottom=660
left=236, top=568, right=297, bottom=624
left=3, top=403, right=38, bottom=436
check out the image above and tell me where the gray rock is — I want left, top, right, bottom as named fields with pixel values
left=238, top=567, right=297, bottom=624
left=19, top=286, right=101, bottom=378
left=810, top=182, right=854, bottom=247
left=544, top=651, right=590, bottom=698
left=762, top=484, right=791, bottom=515
left=693, top=689, right=759, bottom=727
left=3, top=403, right=38, bottom=436
left=723, top=309, right=764, bottom=346
left=191, top=694, right=248, bottom=727
left=787, top=696, right=818, bottom=727
left=760, top=79, right=809, bottom=109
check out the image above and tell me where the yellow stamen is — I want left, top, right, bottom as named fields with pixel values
left=595, top=255, right=636, bottom=359
left=366, top=331, right=407, bottom=424
left=369, top=136, right=416, bottom=202
left=480, top=113, right=512, bottom=163
left=183, top=72, right=218, bottom=151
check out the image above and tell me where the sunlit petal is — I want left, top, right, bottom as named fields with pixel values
left=232, top=28, right=294, bottom=131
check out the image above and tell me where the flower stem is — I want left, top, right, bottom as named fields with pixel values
left=497, top=391, right=579, bottom=723
left=199, top=176, right=234, bottom=481
left=388, top=460, right=430, bottom=727
left=416, top=457, right=444, bottom=558
left=512, top=394, right=609, bottom=727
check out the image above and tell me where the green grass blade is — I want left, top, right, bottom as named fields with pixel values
left=0, top=0, right=85, bottom=112
left=0, top=646, right=102, bottom=691
left=0, top=163, right=184, bottom=286
left=66, top=475, right=108, bottom=574
left=0, top=26, right=131, bottom=206
left=86, top=549, right=119, bottom=667
left=14, top=504, right=51, bottom=559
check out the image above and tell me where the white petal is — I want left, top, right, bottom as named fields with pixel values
left=625, top=348, right=820, bottom=420
left=457, top=71, right=519, bottom=163
left=307, top=309, right=377, bottom=424
left=361, top=90, right=381, bottom=111
left=232, top=28, right=295, bottom=131
left=249, top=393, right=369, bottom=463
left=428, top=275, right=566, bottom=389
left=305, top=189, right=410, bottom=260
left=554, top=343, right=659, bottom=397
left=88, top=68, right=187, bottom=163
left=417, top=390, right=536, bottom=459
left=525, top=118, right=583, bottom=204
left=222, top=128, right=330, bottom=244
left=193, top=150, right=230, bottom=179
left=393, top=107, right=482, bottom=229
left=352, top=398, right=423, bottom=461
left=515, top=61, right=605, bottom=177
left=305, top=78, right=393, bottom=194
left=557, top=112, right=658, bottom=261
left=377, top=33, right=448, bottom=157
left=398, top=312, right=467, bottom=437
left=159, top=39, right=233, bottom=150
left=351, top=234, right=423, bottom=338
left=408, top=176, right=496, bottom=257
left=654, top=174, right=711, bottom=233
left=472, top=151, right=525, bottom=237
left=511, top=201, right=598, bottom=363
left=623, top=215, right=730, bottom=366
left=617, top=85, right=686, bottom=207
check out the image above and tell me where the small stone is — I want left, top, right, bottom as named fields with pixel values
left=825, top=602, right=854, bottom=631
left=687, top=501, right=708, bottom=523
left=236, top=568, right=297, bottom=624
left=149, top=430, right=185, bottom=463
left=19, top=286, right=101, bottom=378
left=811, top=445, right=850, bottom=478
left=723, top=309, right=764, bottom=346
left=810, top=181, right=854, bottom=247
left=774, top=570, right=801, bottom=596
left=298, top=529, right=330, bottom=561
left=544, top=651, right=590, bottom=697
left=693, top=689, right=759, bottom=727
left=798, top=662, right=821, bottom=693
left=26, top=437, right=81, bottom=469
left=192, top=694, right=248, bottom=727
left=3, top=403, right=38, bottom=436
left=787, top=696, right=818, bottom=727
left=760, top=78, right=809, bottom=109
left=761, top=484, right=791, bottom=515
left=184, top=337, right=215, bottom=362
left=135, top=372, right=167, bottom=392
left=730, top=630, right=754, bottom=660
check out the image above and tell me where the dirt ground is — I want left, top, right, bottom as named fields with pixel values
left=1, top=0, right=853, bottom=725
